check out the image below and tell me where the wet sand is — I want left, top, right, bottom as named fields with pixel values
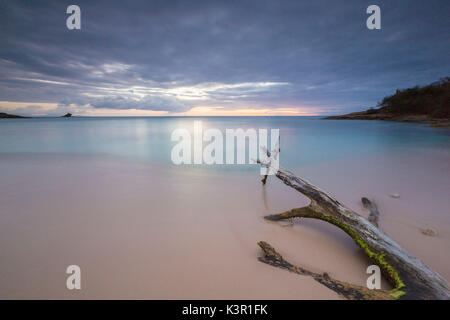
left=0, top=151, right=448, bottom=299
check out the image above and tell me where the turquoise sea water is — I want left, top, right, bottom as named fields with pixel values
left=1, top=116, right=449, bottom=170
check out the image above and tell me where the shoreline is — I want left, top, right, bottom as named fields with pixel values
left=324, top=112, right=450, bottom=128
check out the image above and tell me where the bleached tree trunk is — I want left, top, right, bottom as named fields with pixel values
left=257, top=165, right=450, bottom=300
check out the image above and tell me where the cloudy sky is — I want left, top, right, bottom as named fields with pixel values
left=0, top=0, right=448, bottom=116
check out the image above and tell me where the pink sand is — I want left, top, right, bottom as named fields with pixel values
left=0, top=150, right=448, bottom=299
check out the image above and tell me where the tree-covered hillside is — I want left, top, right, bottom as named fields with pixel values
left=377, top=78, right=449, bottom=118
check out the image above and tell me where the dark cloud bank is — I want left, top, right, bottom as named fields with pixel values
left=0, top=0, right=449, bottom=115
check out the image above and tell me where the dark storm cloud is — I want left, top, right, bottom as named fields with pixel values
left=0, top=0, right=449, bottom=114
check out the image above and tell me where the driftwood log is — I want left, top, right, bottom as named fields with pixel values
left=257, top=162, right=450, bottom=300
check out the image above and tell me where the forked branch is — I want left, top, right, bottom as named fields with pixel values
left=258, top=165, right=450, bottom=300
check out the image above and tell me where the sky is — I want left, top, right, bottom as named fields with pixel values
left=0, top=0, right=449, bottom=116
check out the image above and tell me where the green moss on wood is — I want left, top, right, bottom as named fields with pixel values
left=389, top=289, right=406, bottom=299
left=315, top=214, right=406, bottom=298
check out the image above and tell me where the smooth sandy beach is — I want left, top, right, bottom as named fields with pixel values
left=0, top=149, right=448, bottom=299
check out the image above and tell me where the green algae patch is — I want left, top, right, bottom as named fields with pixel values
left=316, top=214, right=406, bottom=298
left=389, top=289, right=406, bottom=299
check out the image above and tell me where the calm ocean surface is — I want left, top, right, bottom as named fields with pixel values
left=1, top=116, right=449, bottom=170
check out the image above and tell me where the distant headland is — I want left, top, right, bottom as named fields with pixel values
left=0, top=112, right=75, bottom=118
left=0, top=112, right=30, bottom=119
left=326, top=78, right=449, bottom=128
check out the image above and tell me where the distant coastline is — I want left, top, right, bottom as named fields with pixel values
left=0, top=112, right=74, bottom=119
left=325, top=111, right=450, bottom=128
left=325, top=78, right=449, bottom=128
left=0, top=112, right=30, bottom=119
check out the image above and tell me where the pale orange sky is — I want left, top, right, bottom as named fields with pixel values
left=1, top=101, right=321, bottom=117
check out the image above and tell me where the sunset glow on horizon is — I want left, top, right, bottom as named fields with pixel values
left=0, top=101, right=321, bottom=117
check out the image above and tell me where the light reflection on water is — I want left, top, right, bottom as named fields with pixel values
left=0, top=116, right=449, bottom=171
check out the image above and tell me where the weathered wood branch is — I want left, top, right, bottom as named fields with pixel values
left=258, top=241, right=393, bottom=300
left=362, top=197, right=380, bottom=227
left=259, top=137, right=280, bottom=185
left=258, top=166, right=450, bottom=300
